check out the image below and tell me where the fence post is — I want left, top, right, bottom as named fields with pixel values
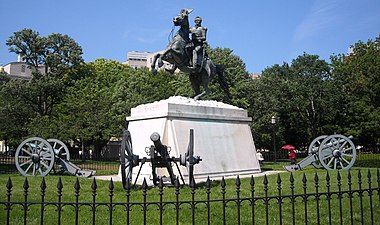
left=91, top=178, right=97, bottom=225
left=40, top=178, right=46, bottom=225
left=337, top=171, right=343, bottom=224
left=125, top=177, right=131, bottom=225
left=325, top=172, right=332, bottom=225
left=159, top=177, right=164, bottom=225
left=108, top=178, right=114, bottom=225
left=6, top=177, right=12, bottom=225
left=358, top=170, right=364, bottom=224
left=347, top=171, right=353, bottom=225
left=190, top=176, right=196, bottom=225
left=174, top=177, right=180, bottom=225
left=314, top=173, right=320, bottom=225
left=277, top=174, right=283, bottom=225
left=367, top=170, right=374, bottom=225
left=250, top=176, right=255, bottom=225
left=206, top=177, right=211, bottom=225
left=23, top=178, right=29, bottom=225
left=236, top=176, right=241, bottom=225
left=302, top=174, right=308, bottom=225
left=57, top=177, right=63, bottom=225
left=263, top=175, right=269, bottom=225
left=142, top=178, right=148, bottom=225
left=74, top=177, right=81, bottom=225
left=290, top=173, right=295, bottom=225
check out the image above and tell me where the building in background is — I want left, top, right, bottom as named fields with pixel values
left=250, top=73, right=261, bottom=79
left=1, top=55, right=46, bottom=80
left=124, top=51, right=173, bottom=71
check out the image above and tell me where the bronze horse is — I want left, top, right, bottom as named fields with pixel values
left=151, top=9, right=229, bottom=100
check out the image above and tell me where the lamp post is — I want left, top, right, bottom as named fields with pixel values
left=271, top=116, right=276, bottom=163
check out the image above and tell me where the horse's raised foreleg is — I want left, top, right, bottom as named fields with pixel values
left=151, top=53, right=161, bottom=75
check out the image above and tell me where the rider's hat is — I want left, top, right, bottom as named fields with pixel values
left=194, top=16, right=202, bottom=22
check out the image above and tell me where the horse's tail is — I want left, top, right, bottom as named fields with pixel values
left=215, top=64, right=231, bottom=97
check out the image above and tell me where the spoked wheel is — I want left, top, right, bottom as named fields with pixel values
left=187, top=129, right=195, bottom=185
left=120, top=129, right=134, bottom=188
left=47, top=139, right=70, bottom=174
left=318, top=134, right=356, bottom=170
left=180, top=129, right=201, bottom=185
left=15, top=137, right=55, bottom=176
left=308, top=135, right=327, bottom=168
left=48, top=139, right=70, bottom=160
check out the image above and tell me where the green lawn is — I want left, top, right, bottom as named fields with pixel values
left=0, top=167, right=379, bottom=225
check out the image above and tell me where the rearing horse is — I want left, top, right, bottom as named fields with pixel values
left=151, top=8, right=229, bottom=100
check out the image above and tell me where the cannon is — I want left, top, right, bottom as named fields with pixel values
left=120, top=129, right=202, bottom=187
left=284, top=134, right=357, bottom=172
left=15, top=137, right=95, bottom=177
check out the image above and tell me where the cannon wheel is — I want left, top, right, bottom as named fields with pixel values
left=120, top=129, right=134, bottom=188
left=308, top=135, right=328, bottom=168
left=187, top=129, right=195, bottom=185
left=318, top=134, right=356, bottom=170
left=180, top=129, right=196, bottom=185
left=47, top=139, right=70, bottom=174
left=15, top=137, right=55, bottom=176
left=47, top=139, right=70, bottom=160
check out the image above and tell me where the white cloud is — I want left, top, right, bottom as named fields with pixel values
left=293, top=0, right=340, bottom=42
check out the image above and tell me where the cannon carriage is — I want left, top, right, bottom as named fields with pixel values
left=15, top=137, right=95, bottom=177
left=120, top=129, right=202, bottom=187
left=284, top=134, right=357, bottom=172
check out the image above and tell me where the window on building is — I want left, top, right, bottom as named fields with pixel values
left=21, top=65, right=26, bottom=73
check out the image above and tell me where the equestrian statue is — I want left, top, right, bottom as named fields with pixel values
left=151, top=8, right=229, bottom=100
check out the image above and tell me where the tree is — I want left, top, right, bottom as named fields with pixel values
left=207, top=47, right=254, bottom=108
left=331, top=35, right=380, bottom=146
left=48, top=59, right=176, bottom=157
left=6, top=29, right=46, bottom=69
left=6, top=29, right=84, bottom=118
left=45, top=33, right=84, bottom=77
left=6, top=28, right=84, bottom=77
left=0, top=79, right=34, bottom=149
left=250, top=53, right=343, bottom=150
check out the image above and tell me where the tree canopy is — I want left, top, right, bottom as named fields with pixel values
left=331, top=35, right=380, bottom=146
left=1, top=29, right=379, bottom=154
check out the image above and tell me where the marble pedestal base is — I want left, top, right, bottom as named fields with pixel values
left=118, top=96, right=261, bottom=185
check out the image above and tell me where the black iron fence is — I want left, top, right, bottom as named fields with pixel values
left=1, top=169, right=379, bottom=225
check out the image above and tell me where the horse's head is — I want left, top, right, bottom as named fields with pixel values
left=173, top=8, right=193, bottom=26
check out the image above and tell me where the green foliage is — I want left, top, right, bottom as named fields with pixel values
left=6, top=28, right=84, bottom=77
left=2, top=29, right=379, bottom=153
left=207, top=47, right=254, bottom=107
left=251, top=53, right=344, bottom=150
left=46, top=59, right=176, bottom=155
left=331, top=35, right=380, bottom=145
left=6, top=29, right=46, bottom=69
left=1, top=29, right=85, bottom=148
left=0, top=79, right=34, bottom=146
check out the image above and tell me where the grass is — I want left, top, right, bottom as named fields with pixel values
left=0, top=167, right=379, bottom=225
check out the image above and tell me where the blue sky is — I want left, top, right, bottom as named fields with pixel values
left=0, top=0, right=379, bottom=73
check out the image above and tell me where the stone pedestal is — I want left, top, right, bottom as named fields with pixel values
left=120, top=96, right=261, bottom=185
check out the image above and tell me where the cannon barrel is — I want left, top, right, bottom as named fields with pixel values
left=150, top=132, right=167, bottom=155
